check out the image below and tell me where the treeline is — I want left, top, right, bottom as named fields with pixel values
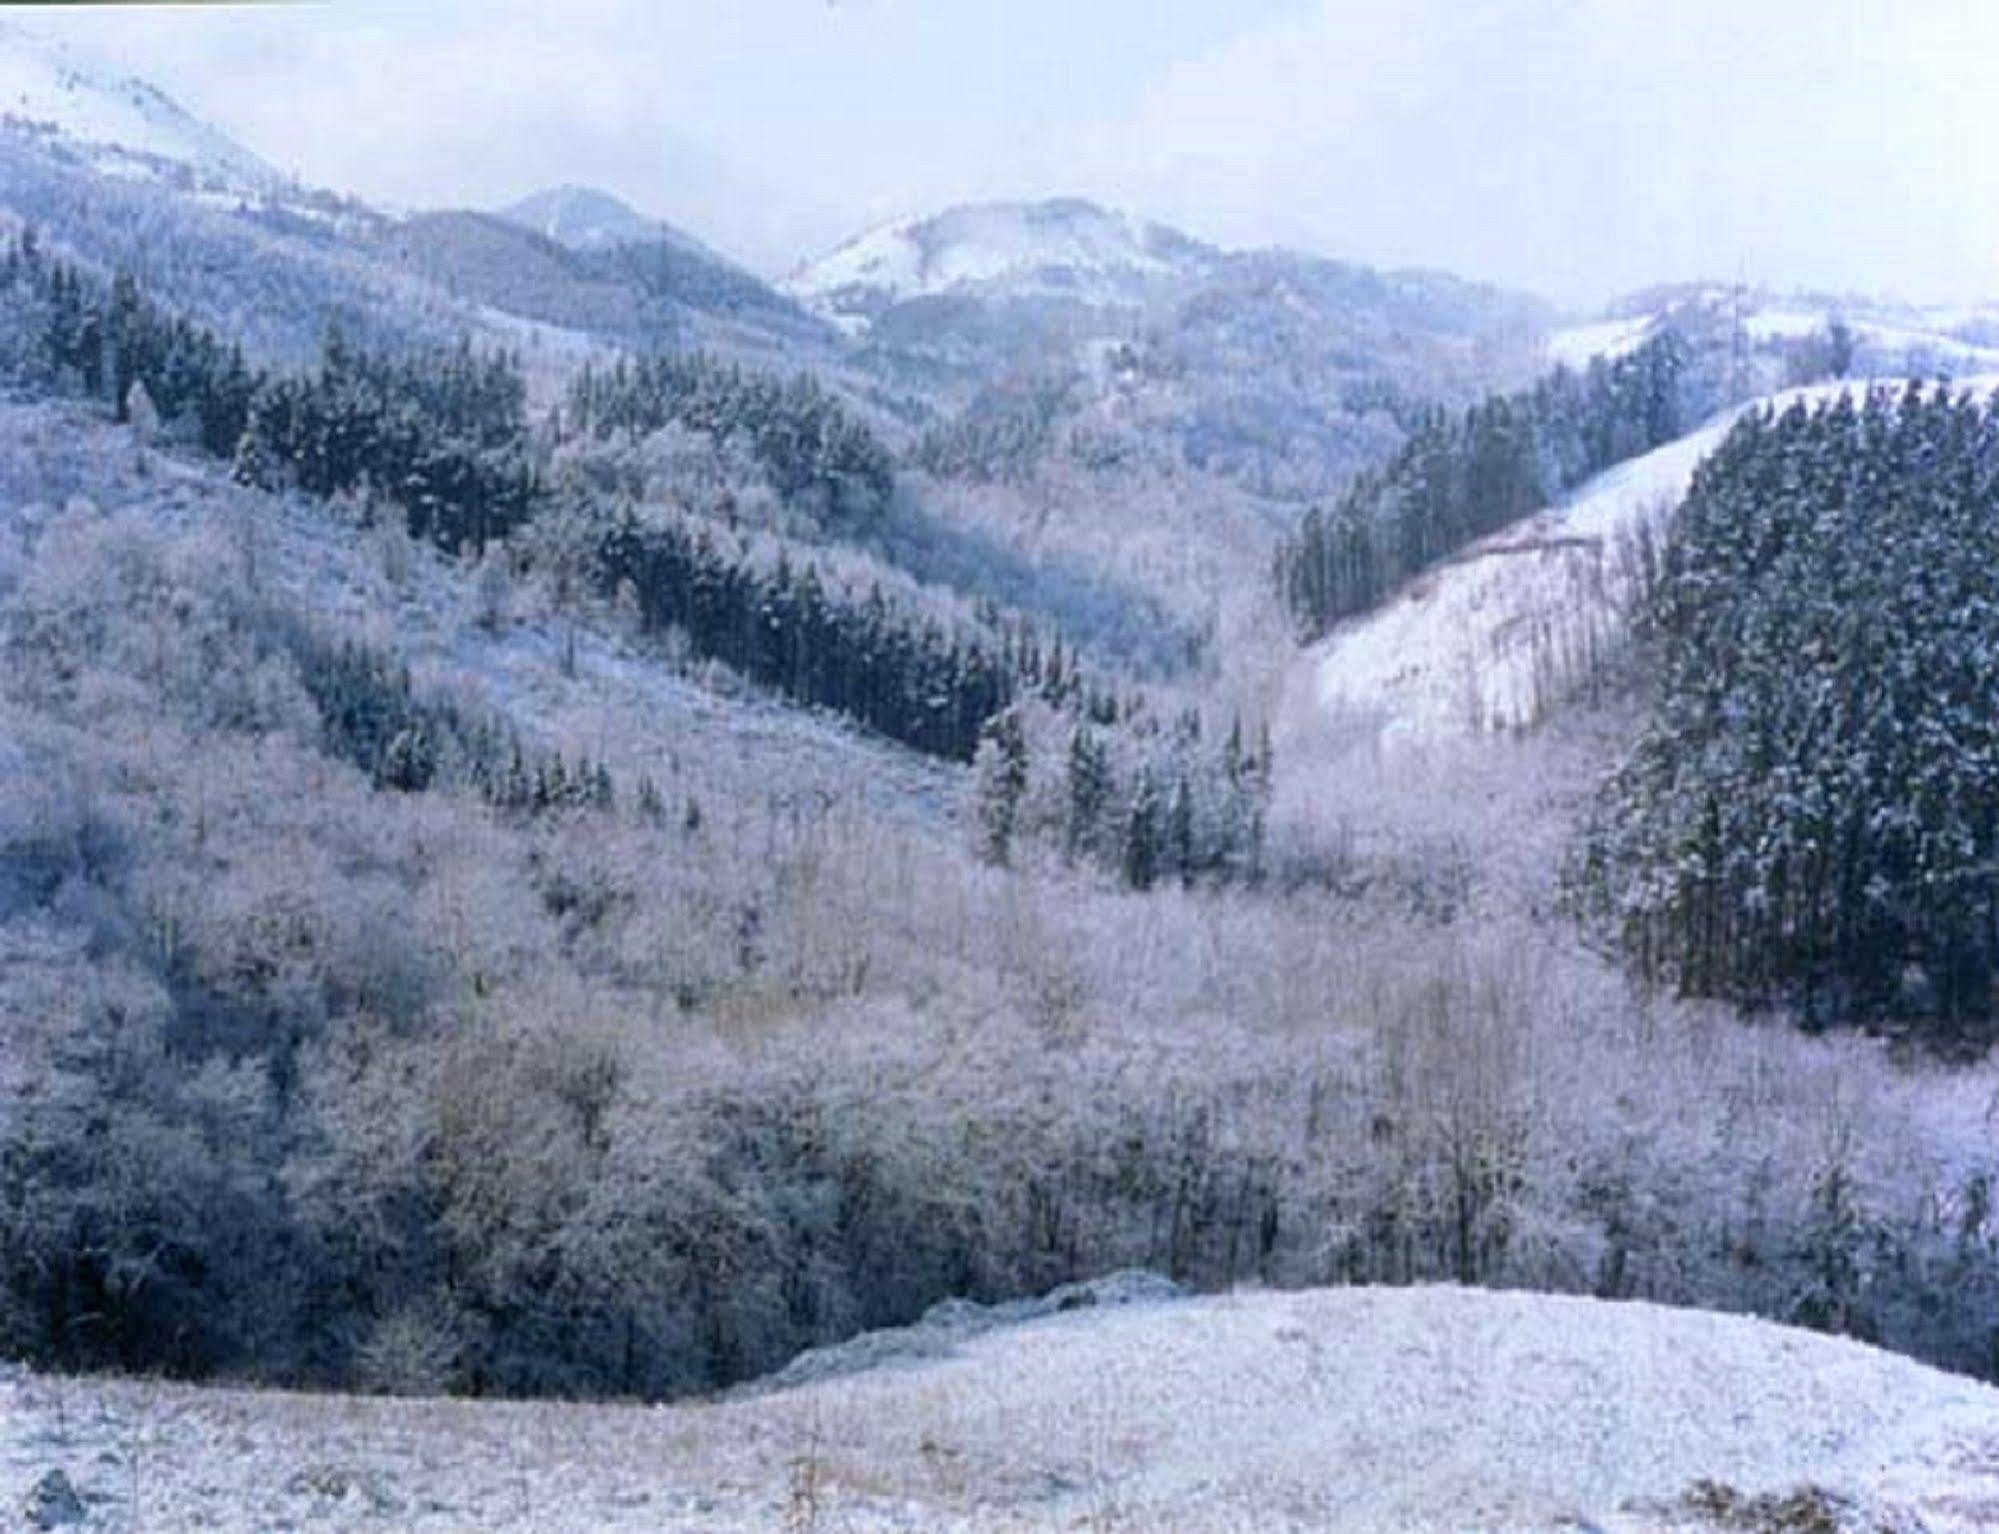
left=1275, top=332, right=1693, bottom=636
left=581, top=502, right=1110, bottom=763
left=564, top=352, right=896, bottom=531
left=295, top=633, right=614, bottom=813
left=232, top=328, right=541, bottom=557
left=0, top=227, right=258, bottom=456
left=973, top=705, right=1272, bottom=889
left=1570, top=383, right=1999, bottom=1035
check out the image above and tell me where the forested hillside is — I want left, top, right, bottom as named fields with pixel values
left=1572, top=383, right=1999, bottom=1035
left=1274, top=331, right=1700, bottom=637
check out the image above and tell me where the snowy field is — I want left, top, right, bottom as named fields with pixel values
left=1298, top=376, right=1999, bottom=756
left=1548, top=302, right=1999, bottom=377
left=6, top=1284, right=1999, bottom=1532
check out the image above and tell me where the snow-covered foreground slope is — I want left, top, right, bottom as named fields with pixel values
left=0, top=20, right=278, bottom=194
left=1295, top=376, right=1999, bottom=756
left=5, top=1284, right=1998, bottom=1532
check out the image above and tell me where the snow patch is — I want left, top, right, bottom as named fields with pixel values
left=1546, top=314, right=1658, bottom=367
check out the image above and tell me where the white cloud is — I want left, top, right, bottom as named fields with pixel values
left=1060, top=0, right=1999, bottom=304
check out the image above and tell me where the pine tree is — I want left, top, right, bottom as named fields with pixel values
left=1122, top=770, right=1161, bottom=892
left=972, top=707, right=1030, bottom=867
left=1064, top=724, right=1110, bottom=863
left=1168, top=773, right=1196, bottom=887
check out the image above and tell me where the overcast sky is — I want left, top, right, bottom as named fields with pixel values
left=32, top=0, right=1999, bottom=308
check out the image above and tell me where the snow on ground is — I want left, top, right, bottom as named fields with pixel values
left=1851, top=320, right=1999, bottom=375
left=1545, top=314, right=1658, bottom=368
left=1556, top=297, right=1999, bottom=377
left=1296, top=376, right=1999, bottom=757
left=0, top=20, right=278, bottom=194
left=5, top=1284, right=1998, bottom=1532
left=1747, top=307, right=1999, bottom=373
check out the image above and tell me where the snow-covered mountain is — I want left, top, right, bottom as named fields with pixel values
left=495, top=184, right=735, bottom=267
left=786, top=196, right=1222, bottom=328
left=0, top=20, right=279, bottom=195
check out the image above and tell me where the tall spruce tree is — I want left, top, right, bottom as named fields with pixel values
left=973, top=707, right=1031, bottom=867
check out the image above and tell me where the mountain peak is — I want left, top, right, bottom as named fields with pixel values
left=784, top=197, right=1219, bottom=319
left=0, top=20, right=279, bottom=194
left=497, top=185, right=653, bottom=248
left=495, top=183, right=733, bottom=267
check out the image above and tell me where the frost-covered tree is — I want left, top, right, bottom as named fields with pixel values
left=1063, top=723, right=1110, bottom=863
left=973, top=707, right=1030, bottom=866
left=1122, top=769, right=1161, bottom=892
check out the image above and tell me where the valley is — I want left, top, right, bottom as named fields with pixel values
left=4, top=13, right=1999, bottom=1533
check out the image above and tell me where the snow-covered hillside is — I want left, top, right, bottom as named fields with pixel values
left=6, top=1283, right=1998, bottom=1532
left=1549, top=287, right=1999, bottom=375
left=785, top=196, right=1218, bottom=325
left=0, top=20, right=278, bottom=194
left=1298, top=376, right=1999, bottom=753
left=1545, top=313, right=1658, bottom=367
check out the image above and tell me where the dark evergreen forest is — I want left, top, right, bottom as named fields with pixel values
left=1571, top=383, right=1999, bottom=1036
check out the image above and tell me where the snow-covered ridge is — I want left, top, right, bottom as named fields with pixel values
left=0, top=20, right=278, bottom=194
left=1304, top=375, right=1999, bottom=752
left=5, top=1284, right=1997, bottom=1531
left=784, top=196, right=1216, bottom=310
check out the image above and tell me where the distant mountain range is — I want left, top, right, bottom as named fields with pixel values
left=17, top=17, right=1991, bottom=516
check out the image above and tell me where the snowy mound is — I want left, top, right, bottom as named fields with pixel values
left=1302, top=375, right=1999, bottom=752
left=0, top=20, right=278, bottom=194
left=5, top=1284, right=1999, bottom=1531
left=785, top=196, right=1215, bottom=315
